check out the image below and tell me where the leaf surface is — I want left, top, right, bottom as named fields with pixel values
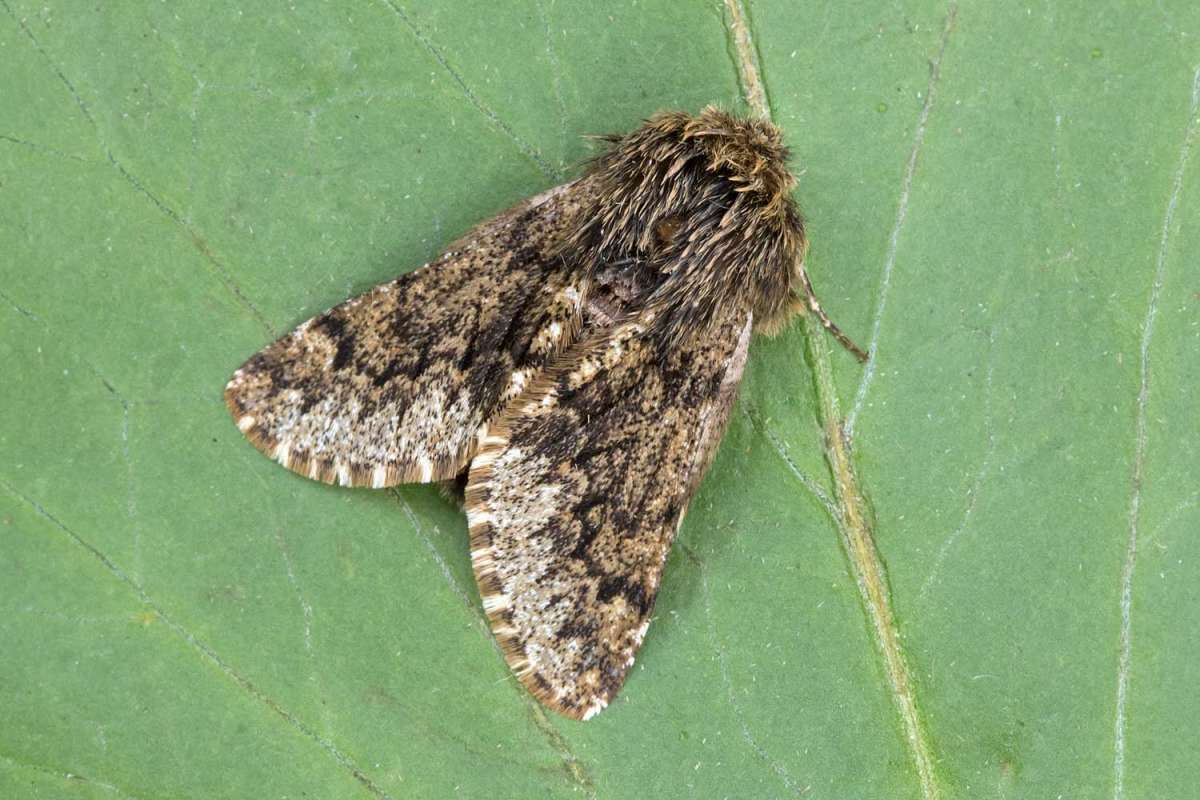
left=2, top=2, right=1198, bottom=797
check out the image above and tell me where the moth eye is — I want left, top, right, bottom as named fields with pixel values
left=653, top=216, right=682, bottom=249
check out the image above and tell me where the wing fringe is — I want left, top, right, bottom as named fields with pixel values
left=224, top=381, right=472, bottom=489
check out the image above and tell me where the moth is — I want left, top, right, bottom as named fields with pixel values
left=225, top=107, right=864, bottom=720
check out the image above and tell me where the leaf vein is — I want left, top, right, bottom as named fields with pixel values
left=846, top=4, right=957, bottom=437
left=722, top=3, right=953, bottom=798
left=1, top=0, right=273, bottom=336
left=0, top=751, right=145, bottom=800
left=683, top=545, right=811, bottom=797
left=1112, top=63, right=1200, bottom=800
left=0, top=132, right=91, bottom=164
left=378, top=0, right=558, bottom=180
left=741, top=406, right=839, bottom=520
left=0, top=480, right=396, bottom=800
left=917, top=329, right=998, bottom=604
left=392, top=491, right=597, bottom=797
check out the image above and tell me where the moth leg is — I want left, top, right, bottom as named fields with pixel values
left=798, top=266, right=868, bottom=362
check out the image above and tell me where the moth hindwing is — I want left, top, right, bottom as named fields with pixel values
left=225, top=106, right=862, bottom=720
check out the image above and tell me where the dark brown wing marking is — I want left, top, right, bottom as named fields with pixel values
left=465, top=305, right=752, bottom=719
left=225, top=181, right=593, bottom=487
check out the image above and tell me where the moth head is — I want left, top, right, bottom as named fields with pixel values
left=568, top=106, right=809, bottom=342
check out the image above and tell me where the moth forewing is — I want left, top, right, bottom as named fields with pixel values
left=223, top=181, right=595, bottom=489
left=225, top=106, right=863, bottom=719
left=464, top=306, right=753, bottom=719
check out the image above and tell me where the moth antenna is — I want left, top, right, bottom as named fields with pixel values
left=798, top=266, right=868, bottom=363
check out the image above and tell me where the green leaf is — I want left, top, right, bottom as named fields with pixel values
left=2, top=1, right=1198, bottom=797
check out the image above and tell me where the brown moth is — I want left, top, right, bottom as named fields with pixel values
left=225, top=107, right=864, bottom=720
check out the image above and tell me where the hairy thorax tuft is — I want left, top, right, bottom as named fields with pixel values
left=562, top=106, right=809, bottom=346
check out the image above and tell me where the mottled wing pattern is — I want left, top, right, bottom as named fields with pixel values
left=466, top=306, right=753, bottom=719
left=225, top=182, right=591, bottom=488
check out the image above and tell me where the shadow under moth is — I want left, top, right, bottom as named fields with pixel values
left=225, top=107, right=864, bottom=720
